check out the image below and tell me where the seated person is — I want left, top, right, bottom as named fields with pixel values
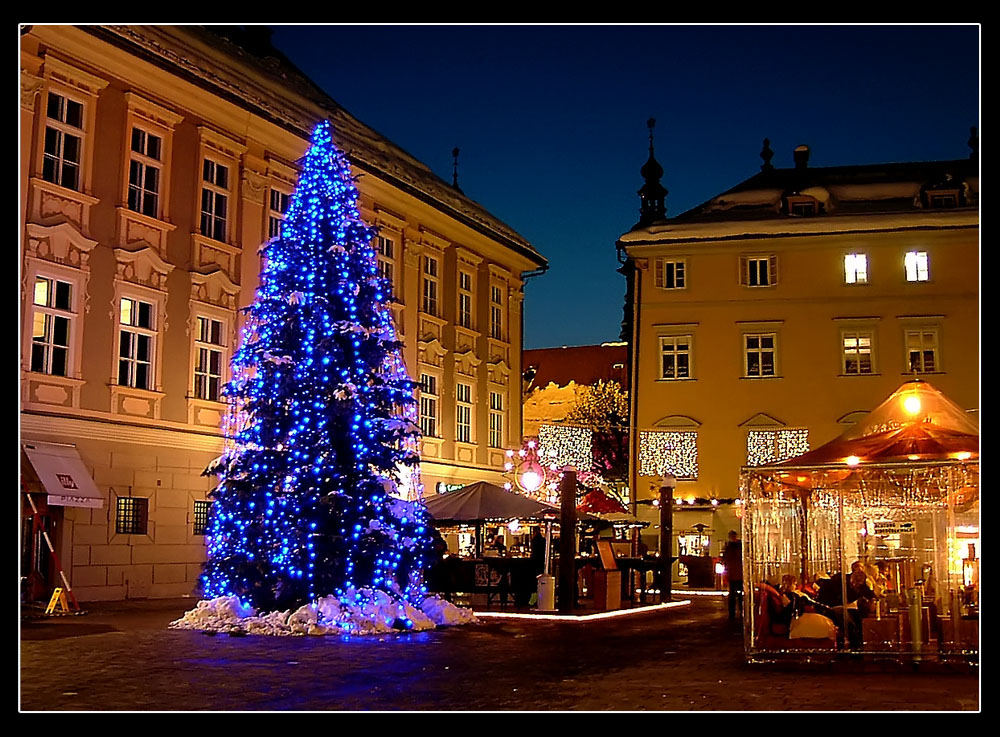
left=815, top=569, right=875, bottom=649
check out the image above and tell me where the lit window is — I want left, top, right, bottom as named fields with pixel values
left=905, top=329, right=939, bottom=373
left=905, top=251, right=929, bottom=282
left=421, top=256, right=439, bottom=316
left=118, top=297, right=155, bottom=390
left=842, top=331, right=875, bottom=375
left=200, top=159, right=229, bottom=242
left=194, top=316, right=225, bottom=401
left=115, top=496, right=149, bottom=535
left=30, top=276, right=73, bottom=376
left=128, top=127, right=162, bottom=218
left=489, top=391, right=504, bottom=448
left=419, top=373, right=438, bottom=437
left=744, top=333, right=776, bottom=377
left=42, top=92, right=84, bottom=191
left=193, top=500, right=212, bottom=536
left=659, top=335, right=691, bottom=379
left=268, top=189, right=289, bottom=239
left=456, top=382, right=473, bottom=443
left=844, top=253, right=868, bottom=284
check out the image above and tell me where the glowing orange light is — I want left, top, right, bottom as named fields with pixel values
left=845, top=456, right=861, bottom=467
left=902, top=395, right=922, bottom=416
left=955, top=451, right=972, bottom=461
left=908, top=455, right=920, bottom=461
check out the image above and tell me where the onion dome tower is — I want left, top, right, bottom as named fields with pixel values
left=636, top=118, right=668, bottom=228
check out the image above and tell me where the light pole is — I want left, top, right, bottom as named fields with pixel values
left=658, top=473, right=676, bottom=602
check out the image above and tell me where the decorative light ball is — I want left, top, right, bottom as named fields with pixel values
left=520, top=469, right=542, bottom=492
left=903, top=395, right=922, bottom=416
left=845, top=456, right=861, bottom=467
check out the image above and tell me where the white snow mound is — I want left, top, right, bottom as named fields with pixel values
left=168, top=590, right=476, bottom=636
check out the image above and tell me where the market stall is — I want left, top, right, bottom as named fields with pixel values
left=739, top=380, right=978, bottom=663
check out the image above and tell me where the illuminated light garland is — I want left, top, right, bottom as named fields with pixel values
left=538, top=423, right=593, bottom=471
left=637, top=430, right=698, bottom=479
left=746, top=428, right=810, bottom=467
left=201, top=121, right=432, bottom=616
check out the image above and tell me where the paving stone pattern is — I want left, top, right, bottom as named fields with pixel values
left=20, top=597, right=978, bottom=711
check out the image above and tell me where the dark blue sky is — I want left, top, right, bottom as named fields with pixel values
left=269, top=24, right=979, bottom=349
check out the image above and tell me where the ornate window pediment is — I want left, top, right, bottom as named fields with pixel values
left=114, top=246, right=174, bottom=291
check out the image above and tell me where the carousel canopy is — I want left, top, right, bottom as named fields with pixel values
left=772, top=379, right=978, bottom=469
left=422, top=481, right=563, bottom=524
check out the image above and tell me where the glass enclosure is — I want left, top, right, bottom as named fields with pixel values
left=741, top=460, right=979, bottom=662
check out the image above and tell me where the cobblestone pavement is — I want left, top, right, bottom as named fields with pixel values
left=20, top=597, right=979, bottom=712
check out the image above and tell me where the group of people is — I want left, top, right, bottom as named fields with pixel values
left=764, top=560, right=895, bottom=649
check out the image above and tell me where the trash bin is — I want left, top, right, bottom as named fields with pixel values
left=536, top=574, right=556, bottom=611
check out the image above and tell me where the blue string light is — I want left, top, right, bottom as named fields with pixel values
left=201, top=120, right=432, bottom=614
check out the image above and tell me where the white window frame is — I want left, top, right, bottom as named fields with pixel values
left=490, top=283, right=504, bottom=341
left=841, top=329, right=876, bottom=375
left=29, top=274, right=75, bottom=377
left=904, top=251, right=930, bottom=282
left=905, top=328, right=940, bottom=374
left=117, top=295, right=157, bottom=390
left=200, top=157, right=230, bottom=243
left=268, top=187, right=290, bottom=240
left=659, top=335, right=692, bottom=380
left=844, top=253, right=868, bottom=285
left=662, top=259, right=687, bottom=289
left=458, top=269, right=474, bottom=329
left=419, top=372, right=440, bottom=438
left=127, top=126, right=164, bottom=219
left=743, top=332, right=777, bottom=377
left=422, top=255, right=440, bottom=316
left=456, top=381, right=474, bottom=444
left=741, top=255, right=778, bottom=287
left=375, top=235, right=396, bottom=297
left=193, top=315, right=227, bottom=402
left=489, top=390, right=505, bottom=449
left=41, top=90, right=85, bottom=191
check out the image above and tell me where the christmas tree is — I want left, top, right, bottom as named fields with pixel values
left=201, top=121, right=432, bottom=616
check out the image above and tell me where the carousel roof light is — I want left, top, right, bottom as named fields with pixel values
left=845, top=455, right=861, bottom=467
left=903, top=394, right=922, bottom=416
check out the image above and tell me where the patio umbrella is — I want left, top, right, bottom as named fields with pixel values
left=422, top=481, right=562, bottom=523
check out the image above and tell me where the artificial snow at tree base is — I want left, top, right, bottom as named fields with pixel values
left=169, top=590, right=476, bottom=636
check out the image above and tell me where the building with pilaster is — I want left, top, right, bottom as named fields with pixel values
left=19, top=25, right=545, bottom=602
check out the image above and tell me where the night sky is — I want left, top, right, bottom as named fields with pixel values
left=269, top=25, right=980, bottom=350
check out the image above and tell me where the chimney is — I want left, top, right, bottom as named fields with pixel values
left=793, top=145, right=810, bottom=169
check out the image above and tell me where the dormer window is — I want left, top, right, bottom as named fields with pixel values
left=928, top=190, right=959, bottom=209
left=784, top=194, right=820, bottom=217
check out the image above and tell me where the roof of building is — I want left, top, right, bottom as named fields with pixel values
left=660, top=153, right=979, bottom=228
left=87, top=25, right=545, bottom=267
left=523, top=343, right=628, bottom=390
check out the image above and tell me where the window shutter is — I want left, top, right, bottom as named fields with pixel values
left=739, top=256, right=748, bottom=286
left=769, top=255, right=778, bottom=286
left=653, top=258, right=664, bottom=288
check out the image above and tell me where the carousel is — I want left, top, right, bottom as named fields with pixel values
left=739, top=380, right=979, bottom=663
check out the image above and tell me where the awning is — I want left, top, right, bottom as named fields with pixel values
left=22, top=441, right=104, bottom=509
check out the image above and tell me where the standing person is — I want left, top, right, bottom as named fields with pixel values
left=722, top=530, right=743, bottom=620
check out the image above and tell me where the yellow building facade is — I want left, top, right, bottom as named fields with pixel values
left=19, top=25, right=545, bottom=602
left=618, top=142, right=979, bottom=568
